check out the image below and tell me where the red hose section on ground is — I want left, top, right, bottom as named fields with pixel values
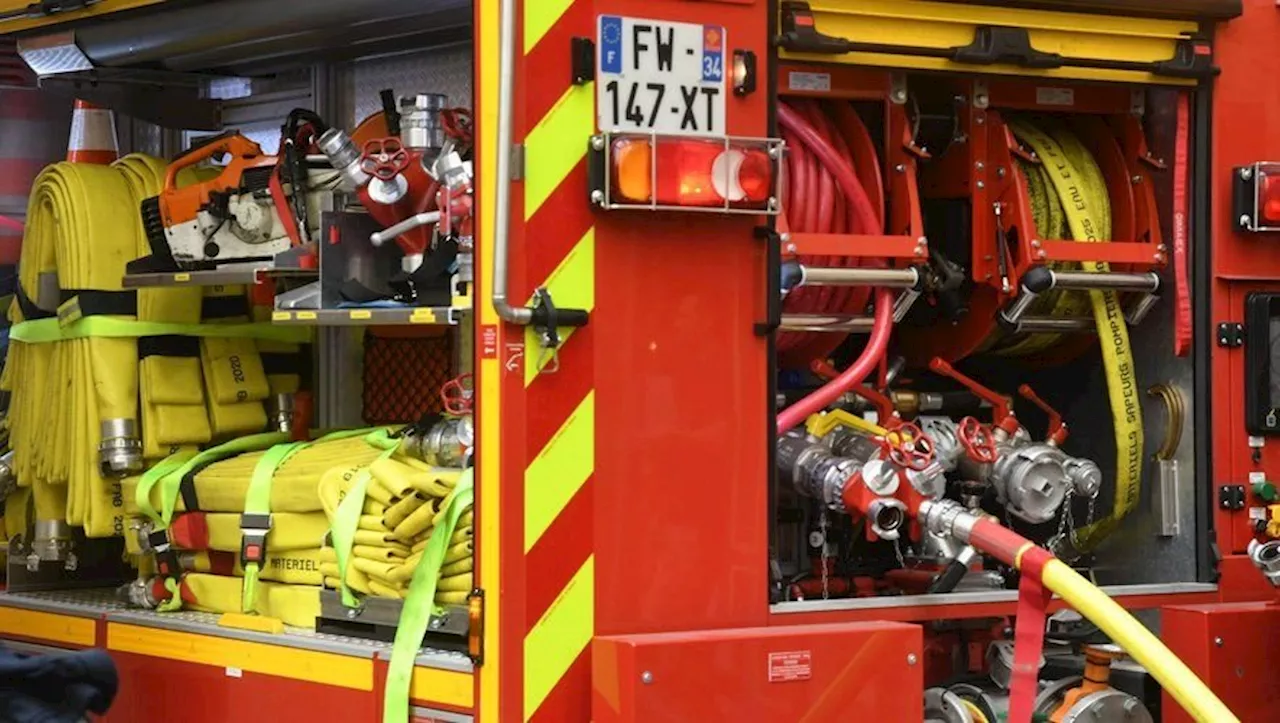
left=777, top=287, right=895, bottom=434
left=777, top=101, right=881, bottom=363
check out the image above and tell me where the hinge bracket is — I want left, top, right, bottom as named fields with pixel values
left=510, top=144, right=525, bottom=181
left=1217, top=321, right=1244, bottom=348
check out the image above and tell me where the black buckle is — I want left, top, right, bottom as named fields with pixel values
left=148, top=530, right=183, bottom=578
left=239, top=513, right=272, bottom=568
left=777, top=2, right=853, bottom=55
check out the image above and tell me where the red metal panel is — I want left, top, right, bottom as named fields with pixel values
left=1211, top=0, right=1280, bottom=578
left=1161, top=602, right=1280, bottom=723
left=591, top=0, right=772, bottom=638
left=592, top=622, right=922, bottom=723
left=104, top=650, right=376, bottom=722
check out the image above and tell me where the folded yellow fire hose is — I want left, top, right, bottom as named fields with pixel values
left=993, top=118, right=1143, bottom=554
left=2, top=155, right=308, bottom=548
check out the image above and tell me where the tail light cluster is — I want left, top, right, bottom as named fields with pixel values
left=588, top=132, right=783, bottom=214
left=1235, top=162, right=1280, bottom=232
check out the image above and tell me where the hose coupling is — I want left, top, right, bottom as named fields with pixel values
left=270, top=393, right=296, bottom=434
left=1248, top=539, right=1280, bottom=587
left=402, top=416, right=474, bottom=468
left=1064, top=457, right=1103, bottom=498
left=117, top=577, right=162, bottom=610
left=917, top=499, right=979, bottom=544
left=317, top=127, right=371, bottom=191
left=0, top=450, right=16, bottom=499
left=867, top=497, right=908, bottom=541
left=99, top=418, right=143, bottom=477
left=28, top=519, right=74, bottom=571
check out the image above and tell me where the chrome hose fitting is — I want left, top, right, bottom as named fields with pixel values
left=270, top=393, right=296, bottom=434
left=777, top=429, right=879, bottom=511
left=1248, top=539, right=1280, bottom=587
left=0, top=449, right=16, bottom=499
left=402, top=416, right=475, bottom=468
left=867, top=498, right=908, bottom=541
left=117, top=577, right=161, bottom=610
left=990, top=443, right=1071, bottom=524
left=99, top=418, right=143, bottom=477
left=400, top=93, right=448, bottom=151
left=317, top=127, right=371, bottom=191
left=28, top=519, right=74, bottom=571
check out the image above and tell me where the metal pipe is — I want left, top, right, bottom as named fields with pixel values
left=1125, top=292, right=1161, bottom=325
left=800, top=266, right=919, bottom=288
left=71, top=0, right=469, bottom=71
left=370, top=211, right=441, bottom=247
left=779, top=315, right=874, bottom=333
left=999, top=288, right=1040, bottom=327
left=1015, top=317, right=1094, bottom=333
left=1050, top=270, right=1161, bottom=293
left=492, top=0, right=533, bottom=326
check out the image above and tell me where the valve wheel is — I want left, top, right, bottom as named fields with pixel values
left=440, top=373, right=474, bottom=417
left=882, top=422, right=936, bottom=471
left=958, top=416, right=998, bottom=464
left=360, top=138, right=411, bottom=181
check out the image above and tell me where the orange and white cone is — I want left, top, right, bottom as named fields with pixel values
left=66, top=99, right=118, bottom=164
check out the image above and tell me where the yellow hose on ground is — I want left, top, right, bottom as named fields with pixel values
left=1003, top=119, right=1143, bottom=552
left=1040, top=558, right=1237, bottom=722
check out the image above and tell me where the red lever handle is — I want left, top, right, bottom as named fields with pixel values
left=1017, top=384, right=1068, bottom=445
left=928, top=357, right=1018, bottom=434
left=811, top=360, right=899, bottom=427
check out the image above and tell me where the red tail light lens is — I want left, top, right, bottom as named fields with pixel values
left=607, top=135, right=777, bottom=211
left=1264, top=174, right=1280, bottom=225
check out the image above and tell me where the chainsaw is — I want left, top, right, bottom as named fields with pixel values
left=133, top=129, right=340, bottom=271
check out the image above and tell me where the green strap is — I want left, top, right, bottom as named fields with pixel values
left=328, top=429, right=401, bottom=606
left=330, top=445, right=397, bottom=608
left=384, top=469, right=474, bottom=723
left=9, top=316, right=311, bottom=344
left=135, top=449, right=198, bottom=528
left=241, top=441, right=309, bottom=613
left=159, top=432, right=289, bottom=528
left=156, top=578, right=183, bottom=613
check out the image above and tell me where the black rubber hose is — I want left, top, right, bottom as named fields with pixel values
left=926, top=558, right=969, bottom=594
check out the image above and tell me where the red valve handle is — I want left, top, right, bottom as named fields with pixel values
left=1017, top=384, right=1068, bottom=445
left=441, top=373, right=474, bottom=417
left=881, top=422, right=935, bottom=472
left=957, top=416, right=998, bottom=464
left=928, top=357, right=1019, bottom=434
left=360, top=137, right=411, bottom=181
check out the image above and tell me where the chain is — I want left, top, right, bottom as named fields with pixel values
left=819, top=511, right=831, bottom=601
left=894, top=537, right=907, bottom=569
left=1056, top=486, right=1076, bottom=540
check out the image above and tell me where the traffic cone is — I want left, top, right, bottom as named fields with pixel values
left=66, top=99, right=118, bottom=164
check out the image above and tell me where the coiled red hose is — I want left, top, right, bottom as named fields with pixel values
left=775, top=100, right=895, bottom=434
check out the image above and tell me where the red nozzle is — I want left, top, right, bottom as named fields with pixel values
left=928, top=357, right=1019, bottom=434
left=1017, top=384, right=1068, bottom=445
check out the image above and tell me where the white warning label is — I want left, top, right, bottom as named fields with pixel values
left=767, top=650, right=812, bottom=683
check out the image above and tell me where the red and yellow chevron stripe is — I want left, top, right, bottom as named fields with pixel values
left=477, top=0, right=596, bottom=718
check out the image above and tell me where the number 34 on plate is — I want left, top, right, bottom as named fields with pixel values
left=596, top=15, right=728, bottom=137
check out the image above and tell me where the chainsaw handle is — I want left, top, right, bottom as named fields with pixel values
left=163, top=134, right=265, bottom=192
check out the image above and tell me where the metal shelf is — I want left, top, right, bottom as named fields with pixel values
left=0, top=588, right=473, bottom=672
left=271, top=307, right=465, bottom=326
left=122, top=263, right=317, bottom=289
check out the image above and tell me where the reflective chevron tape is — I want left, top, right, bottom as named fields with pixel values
left=519, top=0, right=597, bottom=719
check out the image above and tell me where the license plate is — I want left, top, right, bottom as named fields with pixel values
left=596, top=15, right=726, bottom=137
